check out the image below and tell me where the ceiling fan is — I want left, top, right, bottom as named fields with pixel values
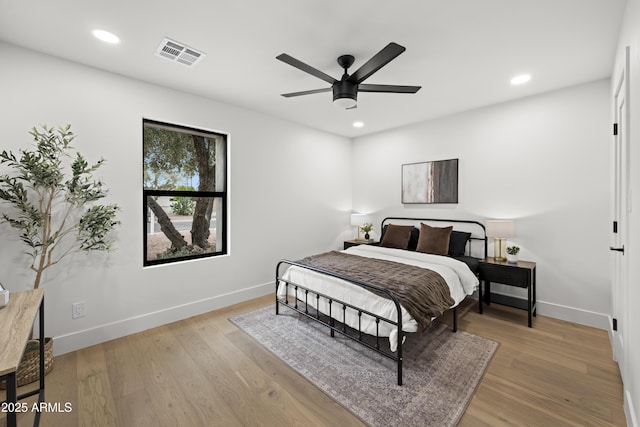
left=276, top=42, right=421, bottom=109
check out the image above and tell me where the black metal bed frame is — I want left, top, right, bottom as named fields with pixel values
left=275, top=217, right=487, bottom=386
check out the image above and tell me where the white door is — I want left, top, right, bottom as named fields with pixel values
left=610, top=47, right=630, bottom=378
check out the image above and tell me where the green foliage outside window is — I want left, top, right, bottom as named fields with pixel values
left=170, top=185, right=196, bottom=216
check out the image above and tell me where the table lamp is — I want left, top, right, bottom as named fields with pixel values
left=350, top=213, right=370, bottom=241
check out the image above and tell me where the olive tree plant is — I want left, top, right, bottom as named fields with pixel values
left=0, top=125, right=120, bottom=289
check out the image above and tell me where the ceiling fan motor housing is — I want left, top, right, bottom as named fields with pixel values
left=333, top=80, right=358, bottom=103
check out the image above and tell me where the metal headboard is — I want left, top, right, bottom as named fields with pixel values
left=380, top=217, right=487, bottom=259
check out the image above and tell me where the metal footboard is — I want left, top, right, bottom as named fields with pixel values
left=275, top=259, right=407, bottom=385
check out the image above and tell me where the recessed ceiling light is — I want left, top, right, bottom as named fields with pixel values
left=353, top=121, right=364, bottom=128
left=93, top=29, right=120, bottom=44
left=510, top=74, right=531, bottom=85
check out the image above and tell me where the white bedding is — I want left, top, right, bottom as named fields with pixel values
left=277, top=245, right=479, bottom=351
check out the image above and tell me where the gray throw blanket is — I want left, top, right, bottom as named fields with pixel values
left=295, top=251, right=454, bottom=330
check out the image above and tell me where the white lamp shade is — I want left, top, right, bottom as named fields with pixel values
left=485, top=219, right=515, bottom=238
left=350, top=213, right=370, bottom=226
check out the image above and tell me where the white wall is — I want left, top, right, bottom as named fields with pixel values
left=352, top=80, right=611, bottom=328
left=612, top=0, right=640, bottom=424
left=0, top=42, right=352, bottom=354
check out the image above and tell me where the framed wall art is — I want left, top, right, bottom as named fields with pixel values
left=401, top=158, right=458, bottom=204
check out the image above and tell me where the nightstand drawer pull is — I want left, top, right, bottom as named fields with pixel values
left=609, top=246, right=625, bottom=254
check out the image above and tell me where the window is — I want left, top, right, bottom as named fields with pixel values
left=143, top=119, right=227, bottom=266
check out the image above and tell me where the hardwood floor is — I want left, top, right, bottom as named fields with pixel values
left=1, top=295, right=626, bottom=426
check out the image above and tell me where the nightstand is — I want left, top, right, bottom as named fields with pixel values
left=343, top=239, right=377, bottom=250
left=478, top=258, right=537, bottom=327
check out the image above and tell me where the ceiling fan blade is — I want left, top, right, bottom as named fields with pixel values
left=347, top=42, right=406, bottom=84
left=276, top=53, right=337, bottom=85
left=281, top=87, right=332, bottom=98
left=358, top=84, right=421, bottom=93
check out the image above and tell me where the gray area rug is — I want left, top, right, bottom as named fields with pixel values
left=230, top=305, right=498, bottom=427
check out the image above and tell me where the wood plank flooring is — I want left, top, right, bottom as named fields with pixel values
left=1, top=295, right=626, bottom=426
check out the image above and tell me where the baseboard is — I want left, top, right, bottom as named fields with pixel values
left=53, top=281, right=273, bottom=355
left=471, top=290, right=610, bottom=330
left=536, top=299, right=609, bottom=330
left=56, top=285, right=610, bottom=355
left=626, top=390, right=638, bottom=427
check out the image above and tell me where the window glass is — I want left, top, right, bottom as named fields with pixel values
left=143, top=119, right=227, bottom=266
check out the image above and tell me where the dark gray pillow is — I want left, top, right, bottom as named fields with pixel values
left=408, top=227, right=420, bottom=251
left=448, top=231, right=472, bottom=257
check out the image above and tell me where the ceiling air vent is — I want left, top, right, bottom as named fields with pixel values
left=154, top=37, right=205, bottom=67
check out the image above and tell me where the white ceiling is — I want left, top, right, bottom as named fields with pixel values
left=0, top=0, right=627, bottom=138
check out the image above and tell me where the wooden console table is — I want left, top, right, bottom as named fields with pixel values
left=0, top=289, right=45, bottom=427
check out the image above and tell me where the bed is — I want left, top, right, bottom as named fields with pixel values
left=275, top=217, right=487, bottom=385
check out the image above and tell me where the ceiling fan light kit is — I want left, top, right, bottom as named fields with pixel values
left=277, top=42, right=421, bottom=109
left=334, top=96, right=357, bottom=109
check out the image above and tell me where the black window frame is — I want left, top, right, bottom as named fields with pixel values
left=143, top=119, right=228, bottom=267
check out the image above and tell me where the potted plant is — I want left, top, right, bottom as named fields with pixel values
left=0, top=124, right=120, bottom=386
left=360, top=223, right=374, bottom=240
left=506, top=245, right=520, bottom=263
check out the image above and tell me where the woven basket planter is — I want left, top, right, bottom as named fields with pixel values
left=0, top=337, right=54, bottom=389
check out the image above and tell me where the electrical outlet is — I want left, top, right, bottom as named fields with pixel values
left=72, top=301, right=86, bottom=319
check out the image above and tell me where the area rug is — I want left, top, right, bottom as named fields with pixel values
left=230, top=305, right=498, bottom=427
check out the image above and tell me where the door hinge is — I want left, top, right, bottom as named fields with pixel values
left=613, top=221, right=618, bottom=233
left=613, top=123, right=618, bottom=136
left=613, top=318, right=618, bottom=331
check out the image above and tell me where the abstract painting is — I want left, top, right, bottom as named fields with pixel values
left=402, top=159, right=458, bottom=204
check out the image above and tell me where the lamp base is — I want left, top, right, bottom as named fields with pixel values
left=493, top=237, right=507, bottom=262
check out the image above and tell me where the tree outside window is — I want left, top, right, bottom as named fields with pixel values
left=143, top=119, right=227, bottom=266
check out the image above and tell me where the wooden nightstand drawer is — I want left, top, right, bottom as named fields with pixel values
left=479, top=263, right=530, bottom=288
